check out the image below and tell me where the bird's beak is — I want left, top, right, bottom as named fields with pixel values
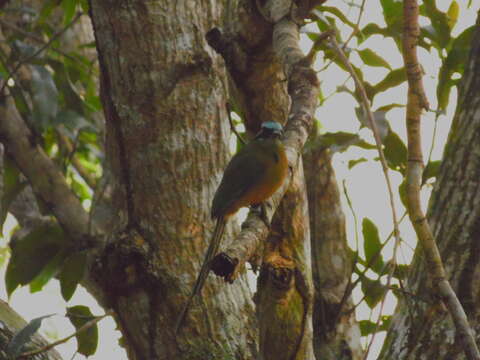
left=273, top=129, right=283, bottom=138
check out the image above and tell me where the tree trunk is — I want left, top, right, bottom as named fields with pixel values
left=88, top=1, right=257, bottom=359
left=304, top=144, right=362, bottom=360
left=379, top=15, right=480, bottom=360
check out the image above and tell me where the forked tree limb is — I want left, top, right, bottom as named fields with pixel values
left=402, top=1, right=480, bottom=359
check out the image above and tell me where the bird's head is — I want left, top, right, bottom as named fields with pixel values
left=256, top=121, right=284, bottom=140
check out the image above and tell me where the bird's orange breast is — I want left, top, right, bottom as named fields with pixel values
left=221, top=139, right=288, bottom=217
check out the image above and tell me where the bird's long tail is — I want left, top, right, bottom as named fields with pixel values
left=174, top=218, right=226, bottom=335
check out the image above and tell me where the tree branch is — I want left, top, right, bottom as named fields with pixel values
left=402, top=1, right=480, bottom=359
left=0, top=94, right=95, bottom=243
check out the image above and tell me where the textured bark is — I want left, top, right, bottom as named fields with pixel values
left=256, top=160, right=314, bottom=360
left=304, top=145, right=362, bottom=360
left=379, top=16, right=480, bottom=360
left=88, top=1, right=257, bottom=359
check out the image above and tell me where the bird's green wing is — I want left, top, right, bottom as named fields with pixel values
left=211, top=143, right=267, bottom=218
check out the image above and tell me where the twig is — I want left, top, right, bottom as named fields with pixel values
left=0, top=12, right=83, bottom=95
left=342, top=0, right=367, bottom=50
left=424, top=111, right=441, bottom=181
left=226, top=102, right=246, bottom=145
left=342, top=179, right=359, bottom=251
left=402, top=1, right=480, bottom=359
left=18, top=310, right=113, bottom=359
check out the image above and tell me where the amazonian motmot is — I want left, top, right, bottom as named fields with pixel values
left=175, top=121, right=288, bottom=334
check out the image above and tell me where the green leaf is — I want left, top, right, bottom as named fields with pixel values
left=0, top=156, right=27, bottom=232
left=383, top=131, right=408, bottom=172
left=71, top=175, right=92, bottom=200
left=393, top=264, right=409, bottom=280
left=359, top=315, right=392, bottom=336
left=359, top=320, right=377, bottom=336
left=67, top=306, right=99, bottom=356
left=380, top=0, right=403, bottom=36
left=357, top=48, right=392, bottom=70
left=319, top=6, right=357, bottom=29
left=374, top=103, right=405, bottom=113
left=372, top=68, right=407, bottom=95
left=5, top=223, right=66, bottom=297
left=357, top=23, right=389, bottom=44
left=348, top=158, right=368, bottom=169
left=319, top=132, right=376, bottom=153
left=362, top=218, right=384, bottom=274
left=60, top=252, right=87, bottom=301
left=447, top=1, right=459, bottom=29
left=437, top=26, right=474, bottom=110
left=399, top=179, right=408, bottom=208
left=39, top=0, right=59, bottom=24
left=80, top=0, right=89, bottom=12
left=6, top=314, right=54, bottom=358
left=61, top=0, right=77, bottom=25
left=29, top=249, right=68, bottom=293
left=423, top=160, right=441, bottom=182
left=361, top=276, right=387, bottom=308
left=421, top=0, right=451, bottom=49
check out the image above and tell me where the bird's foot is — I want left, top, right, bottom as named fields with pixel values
left=251, top=203, right=271, bottom=229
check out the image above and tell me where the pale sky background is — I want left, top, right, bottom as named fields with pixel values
left=1, top=1, right=479, bottom=359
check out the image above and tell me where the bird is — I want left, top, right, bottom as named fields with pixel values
left=174, top=121, right=288, bottom=334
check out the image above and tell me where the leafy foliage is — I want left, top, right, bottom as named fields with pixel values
left=310, top=0, right=474, bottom=349
left=67, top=305, right=99, bottom=357
left=5, top=223, right=67, bottom=296
left=0, top=1, right=103, bottom=357
left=362, top=218, right=384, bottom=274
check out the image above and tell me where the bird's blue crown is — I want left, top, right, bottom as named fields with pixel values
left=261, top=121, right=283, bottom=132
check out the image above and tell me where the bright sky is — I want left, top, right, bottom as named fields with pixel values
left=1, top=1, right=479, bottom=360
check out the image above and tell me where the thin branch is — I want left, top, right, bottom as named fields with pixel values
left=342, top=179, right=359, bottom=251
left=402, top=1, right=480, bottom=359
left=0, top=12, right=83, bottom=95
left=425, top=110, right=441, bottom=171
left=18, top=310, right=113, bottom=359
left=342, top=0, right=367, bottom=50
